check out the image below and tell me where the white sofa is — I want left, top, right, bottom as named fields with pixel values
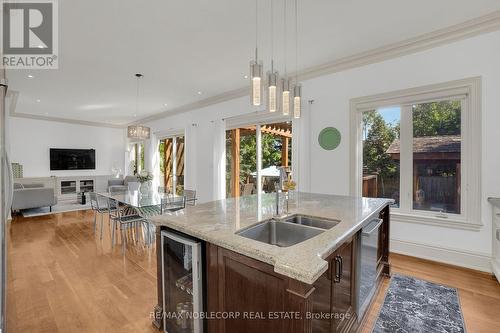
left=12, top=183, right=57, bottom=212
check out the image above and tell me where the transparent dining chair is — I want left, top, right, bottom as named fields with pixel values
left=89, top=192, right=116, bottom=239
left=160, top=194, right=186, bottom=214
left=183, top=189, right=197, bottom=206
left=106, top=197, right=149, bottom=253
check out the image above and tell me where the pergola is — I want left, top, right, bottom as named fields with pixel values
left=228, top=122, right=292, bottom=197
left=162, top=137, right=185, bottom=192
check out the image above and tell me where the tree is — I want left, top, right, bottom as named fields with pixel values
left=363, top=112, right=398, bottom=179
left=225, top=129, right=287, bottom=187
left=239, top=133, right=257, bottom=182
left=239, top=133, right=283, bottom=183
left=413, top=101, right=461, bottom=137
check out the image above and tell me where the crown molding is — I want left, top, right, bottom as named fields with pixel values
left=8, top=10, right=500, bottom=127
left=129, top=86, right=249, bottom=125
left=131, top=10, right=500, bottom=125
left=7, top=90, right=124, bottom=129
left=10, top=112, right=124, bottom=129
left=298, top=10, right=500, bottom=81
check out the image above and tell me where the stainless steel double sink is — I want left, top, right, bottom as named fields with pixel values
left=236, top=214, right=339, bottom=247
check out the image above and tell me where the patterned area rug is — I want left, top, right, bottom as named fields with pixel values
left=373, top=274, right=466, bottom=333
left=21, top=202, right=91, bottom=217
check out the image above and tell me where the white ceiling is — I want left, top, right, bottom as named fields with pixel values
left=6, top=0, right=500, bottom=126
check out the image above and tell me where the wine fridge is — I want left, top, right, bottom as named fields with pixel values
left=161, top=230, right=203, bottom=333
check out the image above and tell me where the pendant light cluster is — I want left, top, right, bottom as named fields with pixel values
left=249, top=0, right=302, bottom=119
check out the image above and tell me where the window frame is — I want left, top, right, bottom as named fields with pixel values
left=350, top=77, right=482, bottom=230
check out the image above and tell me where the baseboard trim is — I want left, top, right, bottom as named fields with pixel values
left=491, top=259, right=500, bottom=282
left=390, top=238, right=491, bottom=273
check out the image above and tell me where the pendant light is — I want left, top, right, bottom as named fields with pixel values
left=281, top=0, right=291, bottom=116
left=127, top=73, right=151, bottom=140
left=268, top=62, right=279, bottom=112
left=282, top=78, right=291, bottom=116
left=267, top=0, right=279, bottom=113
left=292, top=0, right=302, bottom=119
left=250, top=0, right=263, bottom=106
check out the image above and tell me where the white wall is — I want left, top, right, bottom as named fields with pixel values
left=143, top=97, right=254, bottom=203
left=9, top=117, right=125, bottom=177
left=303, top=31, right=500, bottom=270
left=143, top=30, right=500, bottom=271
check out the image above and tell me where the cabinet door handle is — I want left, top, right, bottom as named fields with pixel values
left=339, top=256, right=343, bottom=280
left=333, top=255, right=342, bottom=283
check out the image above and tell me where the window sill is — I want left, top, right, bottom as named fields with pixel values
left=390, top=211, right=483, bottom=231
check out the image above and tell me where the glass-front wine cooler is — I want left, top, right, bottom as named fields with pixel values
left=161, top=231, right=203, bottom=333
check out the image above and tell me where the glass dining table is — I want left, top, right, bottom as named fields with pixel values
left=98, top=190, right=186, bottom=217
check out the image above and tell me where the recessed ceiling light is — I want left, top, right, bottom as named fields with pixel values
left=197, top=91, right=203, bottom=95
left=164, top=103, right=168, bottom=107
left=27, top=74, right=34, bottom=78
left=36, top=99, right=41, bottom=102
left=244, top=75, right=249, bottom=79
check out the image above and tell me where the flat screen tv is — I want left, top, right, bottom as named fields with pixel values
left=50, top=148, right=96, bottom=170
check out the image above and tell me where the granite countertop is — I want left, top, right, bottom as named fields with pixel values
left=150, top=192, right=393, bottom=284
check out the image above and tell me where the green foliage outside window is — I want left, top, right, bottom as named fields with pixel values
left=412, top=100, right=461, bottom=137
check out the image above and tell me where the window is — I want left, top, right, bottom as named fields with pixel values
left=411, top=101, right=461, bottom=214
left=226, top=122, right=292, bottom=198
left=159, top=135, right=185, bottom=194
left=130, top=142, right=144, bottom=175
left=351, top=78, right=481, bottom=228
left=362, top=107, right=401, bottom=207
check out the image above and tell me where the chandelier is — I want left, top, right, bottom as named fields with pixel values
left=127, top=73, right=151, bottom=140
left=127, top=125, right=150, bottom=140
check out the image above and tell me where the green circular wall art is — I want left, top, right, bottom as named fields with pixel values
left=318, top=127, right=341, bottom=150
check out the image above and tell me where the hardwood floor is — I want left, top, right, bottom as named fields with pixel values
left=7, top=210, right=158, bottom=333
left=6, top=210, right=500, bottom=332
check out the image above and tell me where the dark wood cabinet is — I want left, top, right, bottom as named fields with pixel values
left=332, top=240, right=356, bottom=332
left=379, top=206, right=391, bottom=276
left=312, top=238, right=357, bottom=333
left=206, top=244, right=314, bottom=333
left=153, top=206, right=391, bottom=333
left=205, top=236, right=357, bottom=333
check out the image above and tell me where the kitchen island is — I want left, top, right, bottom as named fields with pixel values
left=150, top=192, right=393, bottom=333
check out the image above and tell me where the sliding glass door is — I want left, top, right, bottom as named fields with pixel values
left=226, top=122, right=292, bottom=198
left=260, top=122, right=292, bottom=194
left=159, top=135, right=185, bottom=194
